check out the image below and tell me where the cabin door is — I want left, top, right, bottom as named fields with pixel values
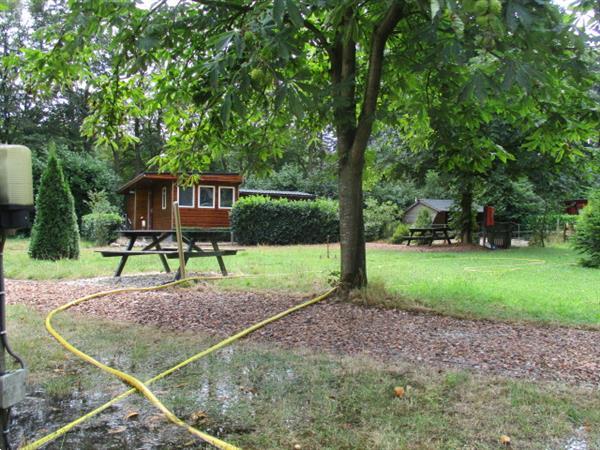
left=134, top=189, right=151, bottom=229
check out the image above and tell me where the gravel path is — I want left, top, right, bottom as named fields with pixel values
left=6, top=276, right=600, bottom=386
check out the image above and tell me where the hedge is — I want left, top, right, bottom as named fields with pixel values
left=231, top=196, right=339, bottom=245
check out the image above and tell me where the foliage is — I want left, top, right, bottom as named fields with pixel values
left=363, top=198, right=400, bottom=242
left=81, top=213, right=123, bottom=246
left=29, top=150, right=79, bottom=260
left=244, top=163, right=337, bottom=198
left=81, top=191, right=123, bottom=245
left=231, top=196, right=338, bottom=245
left=415, top=209, right=433, bottom=228
left=478, top=175, right=542, bottom=225
left=30, top=143, right=121, bottom=222
left=391, top=223, right=410, bottom=244
left=573, top=189, right=600, bottom=267
left=19, top=0, right=599, bottom=286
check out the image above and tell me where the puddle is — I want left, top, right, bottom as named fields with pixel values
left=11, top=387, right=226, bottom=449
left=10, top=347, right=299, bottom=448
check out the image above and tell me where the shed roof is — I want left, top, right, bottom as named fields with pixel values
left=405, top=198, right=484, bottom=214
left=117, top=172, right=243, bottom=194
left=239, top=188, right=316, bottom=199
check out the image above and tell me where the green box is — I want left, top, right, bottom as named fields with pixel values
left=0, top=145, right=34, bottom=207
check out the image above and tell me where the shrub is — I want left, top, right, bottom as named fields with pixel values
left=414, top=208, right=433, bottom=228
left=363, top=198, right=400, bottom=242
left=81, top=191, right=123, bottom=245
left=573, top=189, right=600, bottom=267
left=31, top=143, right=121, bottom=222
left=81, top=213, right=123, bottom=245
left=29, top=150, right=80, bottom=260
left=231, top=196, right=339, bottom=245
left=391, top=223, right=410, bottom=244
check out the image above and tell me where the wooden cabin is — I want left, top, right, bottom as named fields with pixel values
left=118, top=172, right=243, bottom=230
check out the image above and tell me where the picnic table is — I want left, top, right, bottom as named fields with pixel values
left=402, top=226, right=454, bottom=246
left=97, top=228, right=237, bottom=279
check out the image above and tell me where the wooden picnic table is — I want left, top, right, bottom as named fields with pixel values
left=97, top=228, right=237, bottom=279
left=403, top=226, right=454, bottom=246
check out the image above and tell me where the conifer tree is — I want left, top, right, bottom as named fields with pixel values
left=29, top=149, right=80, bottom=260
left=573, top=189, right=600, bottom=268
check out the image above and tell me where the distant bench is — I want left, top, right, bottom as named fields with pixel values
left=97, top=229, right=238, bottom=279
left=400, top=226, right=454, bottom=246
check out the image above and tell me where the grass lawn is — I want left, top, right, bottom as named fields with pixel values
left=11, top=305, right=600, bottom=450
left=5, top=238, right=599, bottom=327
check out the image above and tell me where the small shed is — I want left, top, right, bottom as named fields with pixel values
left=118, top=172, right=243, bottom=230
left=403, top=198, right=483, bottom=225
left=564, top=199, right=588, bottom=215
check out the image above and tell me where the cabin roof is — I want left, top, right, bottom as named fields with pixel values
left=239, top=188, right=316, bottom=199
left=117, top=172, right=243, bottom=194
left=405, top=198, right=484, bottom=214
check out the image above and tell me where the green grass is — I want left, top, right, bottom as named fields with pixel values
left=11, top=305, right=600, bottom=450
left=5, top=238, right=600, bottom=327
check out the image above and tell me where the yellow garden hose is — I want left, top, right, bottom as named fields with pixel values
left=20, top=275, right=337, bottom=450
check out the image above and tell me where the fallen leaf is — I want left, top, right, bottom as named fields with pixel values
left=500, top=435, right=511, bottom=445
left=108, top=426, right=127, bottom=434
left=125, top=411, right=139, bottom=420
left=190, top=410, right=208, bottom=423
left=394, top=386, right=405, bottom=398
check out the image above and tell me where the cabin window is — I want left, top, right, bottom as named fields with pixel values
left=161, top=187, right=167, bottom=210
left=178, top=186, right=195, bottom=208
left=219, top=186, right=235, bottom=209
left=198, top=186, right=215, bottom=208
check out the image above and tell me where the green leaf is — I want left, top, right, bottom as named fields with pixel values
left=273, top=0, right=285, bottom=25
left=286, top=0, right=304, bottom=28
left=220, top=93, right=232, bottom=125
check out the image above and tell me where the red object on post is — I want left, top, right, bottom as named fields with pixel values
left=484, top=205, right=495, bottom=227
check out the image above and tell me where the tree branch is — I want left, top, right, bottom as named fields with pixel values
left=353, top=1, right=408, bottom=157
left=303, top=18, right=332, bottom=58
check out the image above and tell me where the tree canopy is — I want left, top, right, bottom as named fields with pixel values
left=18, top=0, right=600, bottom=286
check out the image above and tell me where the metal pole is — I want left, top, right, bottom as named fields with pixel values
left=0, top=231, right=10, bottom=450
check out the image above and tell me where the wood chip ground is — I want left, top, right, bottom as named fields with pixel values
left=6, top=275, right=599, bottom=386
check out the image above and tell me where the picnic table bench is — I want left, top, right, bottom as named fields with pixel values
left=401, top=226, right=454, bottom=246
left=98, top=228, right=237, bottom=279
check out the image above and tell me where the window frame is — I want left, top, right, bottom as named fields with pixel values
left=198, top=185, right=216, bottom=209
left=218, top=186, right=235, bottom=210
left=177, top=185, right=195, bottom=208
left=161, top=186, right=168, bottom=210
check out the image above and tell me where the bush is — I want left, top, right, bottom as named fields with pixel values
left=231, top=196, right=339, bottom=245
left=414, top=208, right=433, bottom=228
left=363, top=198, right=400, bottom=242
left=573, top=189, right=600, bottom=267
left=81, top=213, right=123, bottom=245
left=81, top=191, right=123, bottom=245
left=31, top=142, right=121, bottom=222
left=29, top=150, right=80, bottom=260
left=391, top=223, right=410, bottom=244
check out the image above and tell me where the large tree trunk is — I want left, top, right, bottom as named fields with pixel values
left=338, top=149, right=367, bottom=288
left=460, top=186, right=474, bottom=244
left=330, top=3, right=405, bottom=290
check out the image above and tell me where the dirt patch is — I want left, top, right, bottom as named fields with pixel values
left=6, top=276, right=600, bottom=386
